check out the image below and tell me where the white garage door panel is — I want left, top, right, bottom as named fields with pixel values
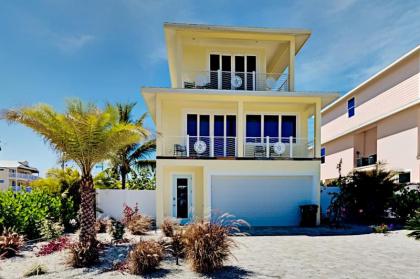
left=211, top=175, right=313, bottom=226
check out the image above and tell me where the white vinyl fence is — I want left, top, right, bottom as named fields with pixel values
left=320, top=186, right=340, bottom=217
left=96, top=189, right=156, bottom=220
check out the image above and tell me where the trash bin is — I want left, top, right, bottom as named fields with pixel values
left=299, top=204, right=319, bottom=227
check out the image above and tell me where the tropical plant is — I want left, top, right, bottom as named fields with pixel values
left=36, top=236, right=71, bottom=256
left=127, top=167, right=156, bottom=190
left=23, top=264, right=48, bottom=277
left=94, top=168, right=121, bottom=189
left=169, top=230, right=185, bottom=265
left=127, top=215, right=152, bottom=235
left=406, top=211, right=420, bottom=240
left=371, top=224, right=389, bottom=234
left=39, top=219, right=64, bottom=240
left=183, top=214, right=247, bottom=274
left=161, top=218, right=178, bottom=237
left=329, top=165, right=397, bottom=224
left=67, top=240, right=101, bottom=268
left=1, top=100, right=144, bottom=257
left=0, top=229, right=24, bottom=259
left=29, top=167, right=80, bottom=231
left=391, top=184, right=420, bottom=222
left=111, top=102, right=155, bottom=189
left=95, top=218, right=110, bottom=233
left=127, top=240, right=164, bottom=275
left=0, top=190, right=73, bottom=239
left=109, top=219, right=125, bottom=241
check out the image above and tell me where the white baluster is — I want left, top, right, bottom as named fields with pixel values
left=186, top=135, right=190, bottom=157
left=266, top=136, right=270, bottom=158
left=289, top=136, right=293, bottom=158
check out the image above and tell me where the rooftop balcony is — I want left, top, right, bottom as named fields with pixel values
left=182, top=71, right=289, bottom=91
left=9, top=172, right=39, bottom=181
left=159, top=136, right=315, bottom=159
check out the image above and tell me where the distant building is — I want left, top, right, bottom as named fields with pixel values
left=321, top=46, right=420, bottom=183
left=0, top=160, right=39, bottom=191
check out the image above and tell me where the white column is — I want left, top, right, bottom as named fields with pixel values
left=237, top=101, right=244, bottom=157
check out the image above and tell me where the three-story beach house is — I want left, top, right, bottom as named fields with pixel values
left=142, top=23, right=338, bottom=226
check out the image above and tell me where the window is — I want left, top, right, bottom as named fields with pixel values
left=209, top=54, right=257, bottom=90
left=321, top=148, right=326, bottom=164
left=398, top=172, right=410, bottom=183
left=246, top=114, right=297, bottom=143
left=0, top=179, right=4, bottom=183
left=348, top=97, right=355, bottom=118
left=246, top=115, right=261, bottom=142
left=281, top=115, right=297, bottom=143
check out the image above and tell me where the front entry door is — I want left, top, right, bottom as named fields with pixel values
left=172, top=175, right=192, bottom=223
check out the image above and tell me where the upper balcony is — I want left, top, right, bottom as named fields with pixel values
left=182, top=70, right=288, bottom=91
left=164, top=23, right=311, bottom=92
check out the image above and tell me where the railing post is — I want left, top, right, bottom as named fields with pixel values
left=186, top=135, right=190, bottom=157
left=217, top=69, right=222, bottom=90
left=252, top=71, right=256, bottom=91
left=289, top=136, right=293, bottom=158
left=266, top=136, right=270, bottom=158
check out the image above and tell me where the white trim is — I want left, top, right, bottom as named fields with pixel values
left=322, top=45, right=420, bottom=113
left=171, top=173, right=194, bottom=223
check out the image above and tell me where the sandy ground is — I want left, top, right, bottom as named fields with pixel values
left=1, top=230, right=419, bottom=279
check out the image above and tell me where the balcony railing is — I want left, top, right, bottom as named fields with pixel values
left=356, top=154, right=377, bottom=168
left=9, top=172, right=39, bottom=181
left=182, top=70, right=288, bottom=91
left=160, top=136, right=315, bottom=159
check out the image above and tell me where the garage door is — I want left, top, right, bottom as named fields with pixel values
left=211, top=175, right=313, bottom=226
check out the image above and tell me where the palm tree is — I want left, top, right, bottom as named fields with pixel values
left=1, top=100, right=145, bottom=246
left=112, top=102, right=156, bottom=189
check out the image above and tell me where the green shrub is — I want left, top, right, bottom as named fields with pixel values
left=392, top=184, right=420, bottom=222
left=329, top=166, right=397, bottom=224
left=0, top=190, right=75, bottom=239
left=109, top=220, right=125, bottom=241
left=39, top=219, right=64, bottom=240
left=406, top=212, right=420, bottom=240
left=371, top=224, right=389, bottom=234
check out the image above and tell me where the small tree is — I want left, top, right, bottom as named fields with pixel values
left=329, top=164, right=397, bottom=224
left=2, top=100, right=143, bottom=260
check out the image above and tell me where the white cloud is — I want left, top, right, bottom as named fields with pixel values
left=55, top=34, right=95, bottom=53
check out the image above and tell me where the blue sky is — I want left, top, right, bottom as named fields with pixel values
left=0, top=0, right=419, bottom=175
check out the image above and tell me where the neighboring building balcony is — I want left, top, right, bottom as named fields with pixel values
left=9, top=172, right=39, bottom=181
left=355, top=154, right=377, bottom=168
left=159, top=136, right=316, bottom=159
left=182, top=70, right=289, bottom=91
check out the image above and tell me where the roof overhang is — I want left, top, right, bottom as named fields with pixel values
left=141, top=87, right=339, bottom=124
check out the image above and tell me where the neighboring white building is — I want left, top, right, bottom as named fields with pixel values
left=0, top=160, right=39, bottom=191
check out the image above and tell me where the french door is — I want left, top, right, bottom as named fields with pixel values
left=187, top=114, right=236, bottom=157
left=209, top=54, right=256, bottom=90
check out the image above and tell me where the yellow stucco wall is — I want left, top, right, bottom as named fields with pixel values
left=155, top=159, right=321, bottom=226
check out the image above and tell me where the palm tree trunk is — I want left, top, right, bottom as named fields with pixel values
left=120, top=165, right=127, bottom=189
left=79, top=174, right=96, bottom=244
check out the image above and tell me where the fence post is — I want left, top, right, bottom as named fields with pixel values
left=210, top=136, right=214, bottom=157
left=289, top=136, right=293, bottom=158
left=217, top=69, right=222, bottom=90
left=266, top=136, right=270, bottom=158
left=186, top=135, right=190, bottom=157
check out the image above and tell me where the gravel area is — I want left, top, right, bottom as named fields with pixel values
left=1, top=229, right=419, bottom=279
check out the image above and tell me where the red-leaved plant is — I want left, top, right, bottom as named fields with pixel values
left=36, top=236, right=71, bottom=256
left=122, top=203, right=140, bottom=225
